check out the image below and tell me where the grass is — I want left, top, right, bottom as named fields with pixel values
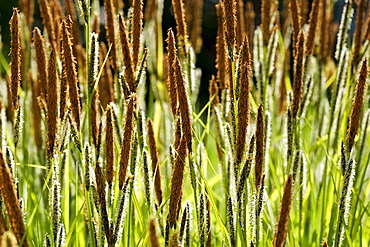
left=0, top=0, right=369, bottom=246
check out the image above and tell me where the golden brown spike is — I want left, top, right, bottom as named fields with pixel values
left=0, top=151, right=28, bottom=247
left=352, top=0, right=366, bottom=65
left=171, top=0, right=188, bottom=54
left=167, top=137, right=188, bottom=227
left=95, top=162, right=113, bottom=246
left=289, top=0, right=301, bottom=48
left=245, top=2, right=255, bottom=49
left=166, top=29, right=178, bottom=116
left=319, top=0, right=328, bottom=60
left=20, top=0, right=34, bottom=28
left=174, top=55, right=193, bottom=153
left=46, top=49, right=59, bottom=160
left=50, top=0, right=65, bottom=20
left=261, top=0, right=272, bottom=45
left=99, top=42, right=115, bottom=108
left=60, top=19, right=81, bottom=129
left=305, top=0, right=320, bottom=55
left=144, top=0, right=156, bottom=21
left=216, top=3, right=227, bottom=89
left=38, top=0, right=56, bottom=49
left=190, top=0, right=203, bottom=53
left=292, top=31, right=305, bottom=119
left=131, top=0, right=143, bottom=68
left=118, top=94, right=136, bottom=189
left=118, top=15, right=136, bottom=94
left=272, top=174, right=294, bottom=247
left=346, top=58, right=368, bottom=152
left=9, top=9, right=21, bottom=111
left=63, top=0, right=81, bottom=46
left=236, top=0, right=245, bottom=47
left=209, top=75, right=220, bottom=107
left=222, top=0, right=236, bottom=58
left=59, top=76, right=68, bottom=123
left=254, top=104, right=265, bottom=190
left=300, top=0, right=309, bottom=25
left=235, top=36, right=251, bottom=165
left=147, top=118, right=163, bottom=206
left=32, top=27, right=48, bottom=100
left=105, top=104, right=115, bottom=188
left=104, top=0, right=118, bottom=69
left=149, top=219, right=160, bottom=247
left=184, top=0, right=192, bottom=27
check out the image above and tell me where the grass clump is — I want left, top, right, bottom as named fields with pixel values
left=0, top=0, right=369, bottom=246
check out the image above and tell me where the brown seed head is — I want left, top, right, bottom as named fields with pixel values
left=222, top=0, right=236, bottom=58
left=215, top=3, right=227, bottom=89
left=306, top=0, right=320, bottom=55
left=289, top=0, right=301, bottom=48
left=105, top=104, right=115, bottom=187
left=9, top=8, right=21, bottom=111
left=0, top=151, right=28, bottom=246
left=149, top=218, right=160, bottom=247
left=63, top=0, right=81, bottom=46
left=167, top=137, right=188, bottom=227
left=46, top=49, right=59, bottom=160
left=32, top=27, right=47, bottom=100
left=95, top=162, right=113, bottom=246
left=119, top=15, right=135, bottom=94
left=273, top=174, right=294, bottom=247
left=60, top=19, right=81, bottom=129
left=166, top=29, right=179, bottom=116
left=118, top=94, right=137, bottom=189
left=319, top=0, right=328, bottom=60
left=245, top=2, right=255, bottom=49
left=38, top=0, right=56, bottom=49
left=131, top=0, right=143, bottom=68
left=209, top=75, right=220, bottom=107
left=261, top=0, right=272, bottom=45
left=147, top=118, right=163, bottom=205
left=352, top=0, right=366, bottom=65
left=144, top=0, right=156, bottom=21
left=190, top=0, right=203, bottom=53
left=104, top=0, right=117, bottom=69
left=346, top=58, right=368, bottom=152
left=171, top=0, right=188, bottom=54
left=174, top=56, right=192, bottom=153
left=292, top=31, right=305, bottom=119
left=235, top=36, right=251, bottom=165
left=99, top=42, right=115, bottom=108
left=20, top=0, right=34, bottom=27
left=236, top=0, right=245, bottom=47
left=254, top=104, right=265, bottom=190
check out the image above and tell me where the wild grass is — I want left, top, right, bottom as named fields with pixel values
left=0, top=0, right=369, bottom=246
